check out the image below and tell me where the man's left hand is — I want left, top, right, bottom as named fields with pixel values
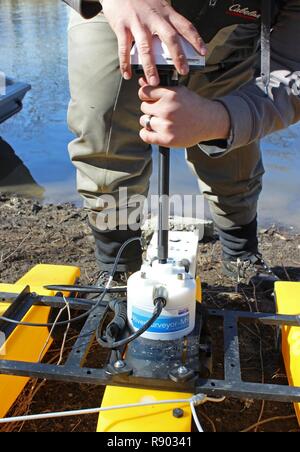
left=139, top=79, right=231, bottom=148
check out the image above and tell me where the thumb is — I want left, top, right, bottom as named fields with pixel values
left=138, top=85, right=169, bottom=102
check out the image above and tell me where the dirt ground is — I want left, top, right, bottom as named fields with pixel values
left=0, top=194, right=299, bottom=433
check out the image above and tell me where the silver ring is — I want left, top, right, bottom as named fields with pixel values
left=145, top=115, right=154, bottom=132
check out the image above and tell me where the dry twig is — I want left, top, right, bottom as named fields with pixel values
left=198, top=409, right=217, bottom=432
left=0, top=232, right=31, bottom=265
left=241, top=415, right=296, bottom=433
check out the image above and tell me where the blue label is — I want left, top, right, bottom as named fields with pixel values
left=132, top=307, right=190, bottom=334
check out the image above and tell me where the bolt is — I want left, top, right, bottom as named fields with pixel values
left=178, top=366, right=189, bottom=375
left=114, top=360, right=125, bottom=370
left=141, top=272, right=147, bottom=279
left=173, top=408, right=184, bottom=419
left=177, top=273, right=184, bottom=281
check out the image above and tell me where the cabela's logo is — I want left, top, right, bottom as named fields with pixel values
left=227, top=3, right=261, bottom=20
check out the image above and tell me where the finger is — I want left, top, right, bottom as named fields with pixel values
left=139, top=114, right=161, bottom=132
left=157, top=24, right=189, bottom=76
left=133, top=27, right=159, bottom=86
left=138, top=77, right=148, bottom=87
left=140, top=128, right=172, bottom=147
left=169, top=14, right=207, bottom=56
left=139, top=85, right=170, bottom=102
left=116, top=27, right=134, bottom=80
left=140, top=128, right=162, bottom=146
left=140, top=101, right=160, bottom=116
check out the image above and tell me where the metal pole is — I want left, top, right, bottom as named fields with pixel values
left=157, top=70, right=178, bottom=264
left=158, top=145, right=170, bottom=263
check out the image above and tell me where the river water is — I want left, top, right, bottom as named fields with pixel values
left=0, top=0, right=299, bottom=230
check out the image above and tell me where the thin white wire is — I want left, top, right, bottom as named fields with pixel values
left=190, top=402, right=204, bottom=433
left=38, top=305, right=67, bottom=363
left=0, top=394, right=225, bottom=429
left=38, top=296, right=71, bottom=366
left=57, top=296, right=71, bottom=366
left=0, top=398, right=194, bottom=425
left=189, top=394, right=225, bottom=432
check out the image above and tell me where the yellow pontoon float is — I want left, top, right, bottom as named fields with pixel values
left=0, top=264, right=80, bottom=418
left=275, top=281, right=300, bottom=426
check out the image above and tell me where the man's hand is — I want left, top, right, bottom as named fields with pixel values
left=101, top=0, right=206, bottom=86
left=139, top=80, right=231, bottom=148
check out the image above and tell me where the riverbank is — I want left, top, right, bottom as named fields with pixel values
left=0, top=195, right=299, bottom=432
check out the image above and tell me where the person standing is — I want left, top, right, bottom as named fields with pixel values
left=63, top=0, right=300, bottom=289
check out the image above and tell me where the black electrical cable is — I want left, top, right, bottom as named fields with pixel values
left=96, top=298, right=166, bottom=349
left=105, top=299, right=128, bottom=342
left=0, top=237, right=142, bottom=328
left=44, top=285, right=127, bottom=294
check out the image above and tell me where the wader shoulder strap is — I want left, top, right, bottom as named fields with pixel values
left=261, top=0, right=272, bottom=92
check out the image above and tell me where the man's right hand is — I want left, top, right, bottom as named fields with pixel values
left=101, top=0, right=206, bottom=86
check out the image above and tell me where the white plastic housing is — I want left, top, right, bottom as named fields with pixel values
left=127, top=260, right=196, bottom=341
left=130, top=35, right=205, bottom=69
left=147, top=230, right=200, bottom=278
